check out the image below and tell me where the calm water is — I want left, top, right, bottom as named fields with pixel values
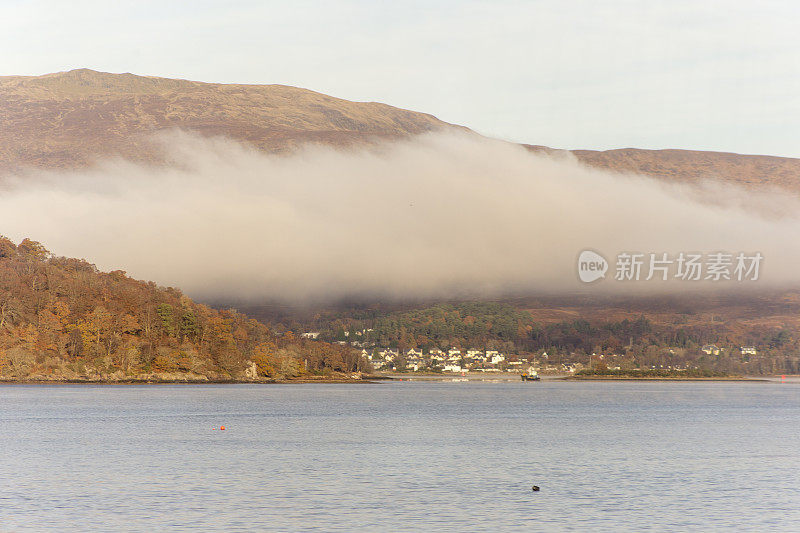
left=1, top=381, right=799, bottom=532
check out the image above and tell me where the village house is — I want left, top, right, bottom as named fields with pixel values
left=378, top=348, right=398, bottom=360
left=740, top=346, right=757, bottom=356
left=701, top=344, right=721, bottom=356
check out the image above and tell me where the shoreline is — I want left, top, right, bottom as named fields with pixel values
left=562, top=375, right=767, bottom=382
left=0, top=373, right=783, bottom=384
left=0, top=376, right=379, bottom=385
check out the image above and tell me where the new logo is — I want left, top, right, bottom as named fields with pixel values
left=577, top=250, right=608, bottom=283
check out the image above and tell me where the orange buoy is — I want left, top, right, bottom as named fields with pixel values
left=220, top=425, right=226, bottom=431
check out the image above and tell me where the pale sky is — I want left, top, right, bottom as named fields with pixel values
left=2, top=0, right=799, bottom=157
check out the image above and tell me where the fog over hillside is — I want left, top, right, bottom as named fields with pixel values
left=1, top=131, right=799, bottom=303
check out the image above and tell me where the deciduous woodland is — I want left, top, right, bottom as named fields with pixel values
left=0, top=237, right=369, bottom=382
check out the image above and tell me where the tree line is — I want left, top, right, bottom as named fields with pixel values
left=0, top=237, right=368, bottom=381
left=313, top=302, right=799, bottom=374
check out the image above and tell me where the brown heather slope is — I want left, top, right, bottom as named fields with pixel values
left=524, top=145, right=800, bottom=194
left=2, top=69, right=800, bottom=195
left=0, top=68, right=450, bottom=172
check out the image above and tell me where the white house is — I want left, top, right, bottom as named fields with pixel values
left=443, top=364, right=463, bottom=373
left=701, top=344, right=721, bottom=356
left=740, top=346, right=757, bottom=356
left=379, top=349, right=398, bottom=360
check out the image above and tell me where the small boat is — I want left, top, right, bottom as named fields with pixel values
left=521, top=369, right=540, bottom=381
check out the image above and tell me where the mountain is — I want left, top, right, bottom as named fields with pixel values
left=2, top=69, right=800, bottom=194
left=2, top=69, right=799, bottom=377
left=526, top=145, right=800, bottom=193
left=0, top=68, right=450, bottom=171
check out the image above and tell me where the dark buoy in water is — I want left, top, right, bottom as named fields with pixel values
left=531, top=485, right=540, bottom=492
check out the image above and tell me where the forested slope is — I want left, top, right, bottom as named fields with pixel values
left=0, top=236, right=367, bottom=381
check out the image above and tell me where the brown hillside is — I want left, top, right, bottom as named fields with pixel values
left=3, top=69, right=800, bottom=195
left=525, top=145, right=800, bottom=194
left=0, top=68, right=450, bottom=171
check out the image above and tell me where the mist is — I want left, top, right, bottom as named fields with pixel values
left=1, top=130, right=799, bottom=303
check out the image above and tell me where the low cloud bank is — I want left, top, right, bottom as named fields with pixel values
left=1, top=131, right=799, bottom=302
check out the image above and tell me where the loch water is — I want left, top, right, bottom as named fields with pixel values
left=1, top=381, right=798, bottom=531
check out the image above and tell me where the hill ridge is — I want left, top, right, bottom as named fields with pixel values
left=2, top=69, right=800, bottom=193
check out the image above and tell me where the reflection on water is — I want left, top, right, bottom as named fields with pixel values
left=1, top=382, right=799, bottom=531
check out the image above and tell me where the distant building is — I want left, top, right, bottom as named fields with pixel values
left=406, top=348, right=423, bottom=358
left=301, top=332, right=320, bottom=339
left=740, top=346, right=757, bottom=356
left=701, top=344, right=721, bottom=356
left=378, top=348, right=398, bottom=360
left=443, top=364, right=463, bottom=373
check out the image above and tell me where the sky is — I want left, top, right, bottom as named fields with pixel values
left=2, top=0, right=799, bottom=157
